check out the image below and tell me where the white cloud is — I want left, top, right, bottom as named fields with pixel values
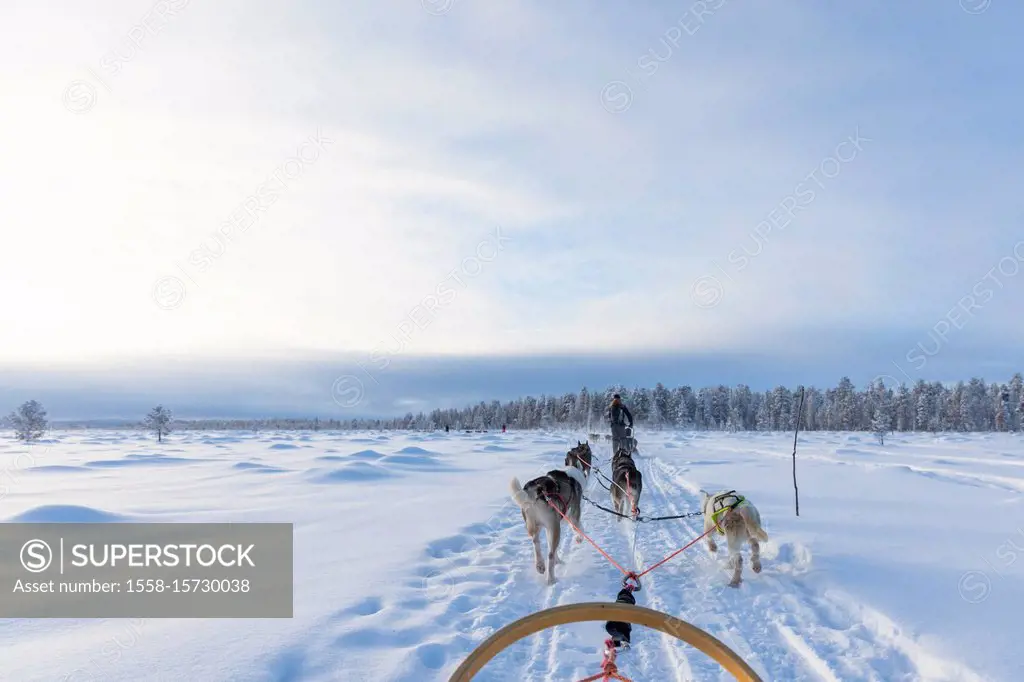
left=1, top=0, right=1021, bottom=366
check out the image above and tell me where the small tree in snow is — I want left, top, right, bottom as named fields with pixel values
left=8, top=400, right=48, bottom=442
left=144, top=405, right=173, bottom=442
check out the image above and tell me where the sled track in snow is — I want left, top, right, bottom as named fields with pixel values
left=263, top=444, right=988, bottom=681
left=642, top=457, right=987, bottom=681
left=514, top=452, right=661, bottom=681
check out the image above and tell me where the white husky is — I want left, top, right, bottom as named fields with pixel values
left=701, top=489, right=769, bottom=587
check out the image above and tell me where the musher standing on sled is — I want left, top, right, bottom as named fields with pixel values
left=607, top=393, right=634, bottom=454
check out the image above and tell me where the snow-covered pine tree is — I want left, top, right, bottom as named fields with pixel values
left=576, top=387, right=591, bottom=427
left=821, top=388, right=836, bottom=430
left=771, top=385, right=793, bottom=430
left=143, top=405, right=172, bottom=442
left=1008, top=373, right=1024, bottom=431
left=672, top=386, right=694, bottom=428
left=694, top=388, right=709, bottom=429
left=652, top=382, right=672, bottom=429
left=911, top=380, right=929, bottom=431
left=925, top=381, right=943, bottom=432
left=995, top=386, right=1008, bottom=431
left=835, top=377, right=857, bottom=430
left=560, top=393, right=576, bottom=426
left=516, top=397, right=532, bottom=429
left=495, top=403, right=504, bottom=429
left=871, top=381, right=893, bottom=444
left=946, top=381, right=964, bottom=431
left=8, top=400, right=48, bottom=442
left=755, top=396, right=770, bottom=431
left=632, top=386, right=651, bottom=425
left=801, top=387, right=820, bottom=431
left=709, top=386, right=727, bottom=428
left=961, top=378, right=986, bottom=431
left=893, top=383, right=909, bottom=431
left=544, top=394, right=558, bottom=426
left=729, top=384, right=753, bottom=430
left=726, top=385, right=744, bottom=431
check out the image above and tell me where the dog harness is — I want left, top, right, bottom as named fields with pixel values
left=542, top=491, right=568, bottom=515
left=709, top=490, right=745, bottom=534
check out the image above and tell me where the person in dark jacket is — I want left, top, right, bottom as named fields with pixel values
left=608, top=394, right=634, bottom=454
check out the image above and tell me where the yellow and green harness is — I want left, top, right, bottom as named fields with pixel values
left=708, top=490, right=746, bottom=534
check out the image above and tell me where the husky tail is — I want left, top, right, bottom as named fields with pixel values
left=564, top=465, right=586, bottom=491
left=742, top=507, right=769, bottom=542
left=510, top=477, right=531, bottom=508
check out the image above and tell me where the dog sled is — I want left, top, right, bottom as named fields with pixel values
left=473, top=424, right=772, bottom=681
left=625, top=426, right=638, bottom=456
left=612, top=425, right=638, bottom=457
left=459, top=439, right=765, bottom=681
left=449, top=602, right=761, bottom=680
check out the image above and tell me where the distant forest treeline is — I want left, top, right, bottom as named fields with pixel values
left=47, top=374, right=1024, bottom=434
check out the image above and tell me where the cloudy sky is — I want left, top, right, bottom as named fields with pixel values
left=1, top=0, right=1021, bottom=418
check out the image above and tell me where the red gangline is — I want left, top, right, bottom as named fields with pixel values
left=548, top=497, right=631, bottom=577
left=546, top=499, right=717, bottom=581
left=574, top=638, right=634, bottom=682
left=635, top=524, right=717, bottom=579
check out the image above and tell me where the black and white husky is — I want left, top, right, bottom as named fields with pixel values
left=510, top=466, right=586, bottom=584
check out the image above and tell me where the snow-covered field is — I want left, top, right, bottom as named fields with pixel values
left=1, top=428, right=1021, bottom=681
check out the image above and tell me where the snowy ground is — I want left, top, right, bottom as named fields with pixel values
left=0, top=428, right=1021, bottom=681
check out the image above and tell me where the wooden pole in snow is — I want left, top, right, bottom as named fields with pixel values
left=792, top=386, right=806, bottom=516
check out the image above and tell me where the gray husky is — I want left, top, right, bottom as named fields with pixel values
left=610, top=449, right=642, bottom=521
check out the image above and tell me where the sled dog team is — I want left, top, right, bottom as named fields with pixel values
left=509, top=438, right=769, bottom=588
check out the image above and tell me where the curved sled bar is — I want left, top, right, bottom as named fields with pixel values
left=447, top=602, right=764, bottom=681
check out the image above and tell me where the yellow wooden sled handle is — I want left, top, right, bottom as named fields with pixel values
left=447, top=601, right=764, bottom=681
